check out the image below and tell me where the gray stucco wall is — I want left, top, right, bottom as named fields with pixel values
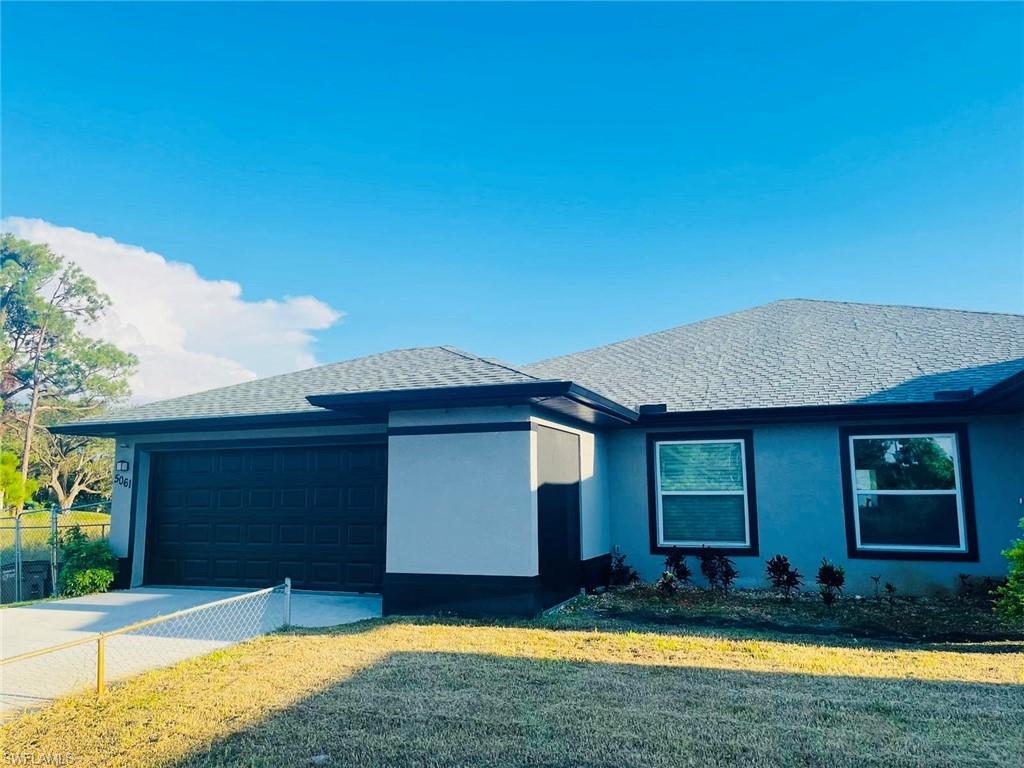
left=607, top=414, right=1024, bottom=595
left=387, top=409, right=606, bottom=577
left=387, top=428, right=537, bottom=576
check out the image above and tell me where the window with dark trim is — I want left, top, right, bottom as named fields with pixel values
left=647, top=431, right=758, bottom=556
left=839, top=424, right=978, bottom=561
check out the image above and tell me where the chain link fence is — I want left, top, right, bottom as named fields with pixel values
left=0, top=501, right=112, bottom=604
left=1, top=580, right=291, bottom=717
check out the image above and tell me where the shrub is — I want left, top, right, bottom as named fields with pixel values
left=664, top=548, right=691, bottom=584
left=765, top=555, right=802, bottom=598
left=655, top=571, right=678, bottom=596
left=698, top=550, right=719, bottom=587
left=699, top=551, right=738, bottom=593
left=57, top=525, right=118, bottom=597
left=957, top=573, right=1006, bottom=605
left=717, top=556, right=738, bottom=593
left=884, top=582, right=897, bottom=607
left=60, top=568, right=116, bottom=597
left=608, top=553, right=640, bottom=587
left=995, top=517, right=1024, bottom=620
left=816, top=558, right=845, bottom=606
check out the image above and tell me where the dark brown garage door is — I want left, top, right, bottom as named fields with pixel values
left=144, top=441, right=387, bottom=592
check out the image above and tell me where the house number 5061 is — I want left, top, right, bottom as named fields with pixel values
left=115, top=474, right=132, bottom=489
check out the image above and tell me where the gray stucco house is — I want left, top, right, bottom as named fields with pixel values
left=54, top=300, right=1024, bottom=615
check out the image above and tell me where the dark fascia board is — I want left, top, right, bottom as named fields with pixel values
left=635, top=400, right=975, bottom=427
left=55, top=377, right=1018, bottom=439
left=48, top=410, right=384, bottom=438
left=969, top=368, right=1024, bottom=412
left=306, top=381, right=640, bottom=424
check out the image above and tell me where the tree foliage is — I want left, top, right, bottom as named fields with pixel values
left=0, top=450, right=38, bottom=513
left=853, top=437, right=955, bottom=490
left=994, top=518, right=1024, bottom=620
left=33, top=429, right=114, bottom=510
left=1, top=233, right=136, bottom=511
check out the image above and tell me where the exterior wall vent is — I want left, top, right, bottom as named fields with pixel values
left=639, top=403, right=668, bottom=414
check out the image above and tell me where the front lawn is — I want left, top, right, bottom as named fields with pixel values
left=2, top=616, right=1021, bottom=767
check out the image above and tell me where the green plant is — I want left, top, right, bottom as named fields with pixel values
left=957, top=573, right=1005, bottom=605
left=816, top=559, right=845, bottom=606
left=654, top=571, right=678, bottom=596
left=60, top=568, right=116, bottom=597
left=884, top=582, right=897, bottom=607
left=608, top=552, right=640, bottom=587
left=765, top=555, right=802, bottom=598
left=57, top=525, right=118, bottom=597
left=699, top=551, right=738, bottom=593
left=994, top=517, right=1024, bottom=620
left=870, top=575, right=881, bottom=601
left=664, top=548, right=691, bottom=584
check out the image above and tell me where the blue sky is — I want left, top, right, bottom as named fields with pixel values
left=2, top=2, right=1022, bottom=381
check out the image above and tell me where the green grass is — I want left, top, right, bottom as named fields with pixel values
left=0, top=511, right=111, bottom=561
left=2, top=616, right=1021, bottom=767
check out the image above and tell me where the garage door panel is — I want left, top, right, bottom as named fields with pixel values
left=279, top=524, right=306, bottom=545
left=346, top=562, right=378, bottom=589
left=184, top=523, right=210, bottom=543
left=245, top=560, right=273, bottom=581
left=313, top=525, right=341, bottom=545
left=146, top=443, right=386, bottom=592
left=218, top=489, right=243, bottom=508
left=246, top=524, right=273, bottom=544
left=213, top=523, right=242, bottom=543
left=248, top=488, right=274, bottom=508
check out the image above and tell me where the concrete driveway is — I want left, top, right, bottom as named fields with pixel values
left=0, top=587, right=381, bottom=717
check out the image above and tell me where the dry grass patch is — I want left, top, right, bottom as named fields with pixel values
left=2, top=618, right=1022, bottom=768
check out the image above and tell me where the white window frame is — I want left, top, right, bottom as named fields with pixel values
left=848, top=432, right=967, bottom=554
left=654, top=438, right=751, bottom=548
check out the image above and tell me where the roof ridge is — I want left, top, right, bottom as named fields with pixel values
left=772, top=298, right=1024, bottom=319
left=526, top=299, right=1024, bottom=367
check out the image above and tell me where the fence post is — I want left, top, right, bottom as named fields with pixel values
left=96, top=635, right=106, bottom=694
left=50, top=505, right=59, bottom=597
left=283, top=577, right=291, bottom=628
left=13, top=514, right=21, bottom=603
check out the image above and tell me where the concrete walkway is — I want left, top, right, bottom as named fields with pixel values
left=0, top=587, right=380, bottom=718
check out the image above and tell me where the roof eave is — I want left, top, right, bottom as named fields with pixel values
left=635, top=399, right=977, bottom=427
left=47, top=410, right=383, bottom=438
left=969, top=369, right=1024, bottom=412
left=306, top=381, right=640, bottom=425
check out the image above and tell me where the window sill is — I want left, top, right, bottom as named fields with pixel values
left=651, top=543, right=760, bottom=557
left=848, top=547, right=978, bottom=562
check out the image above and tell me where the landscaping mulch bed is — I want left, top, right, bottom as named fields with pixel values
left=560, top=585, right=1024, bottom=643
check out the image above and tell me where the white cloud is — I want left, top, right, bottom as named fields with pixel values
left=2, top=217, right=343, bottom=403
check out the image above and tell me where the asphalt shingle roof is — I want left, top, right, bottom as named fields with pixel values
left=79, top=346, right=538, bottom=425
left=65, top=300, right=1024, bottom=427
left=523, top=299, right=1024, bottom=411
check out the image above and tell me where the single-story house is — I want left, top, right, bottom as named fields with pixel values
left=53, top=299, right=1024, bottom=615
